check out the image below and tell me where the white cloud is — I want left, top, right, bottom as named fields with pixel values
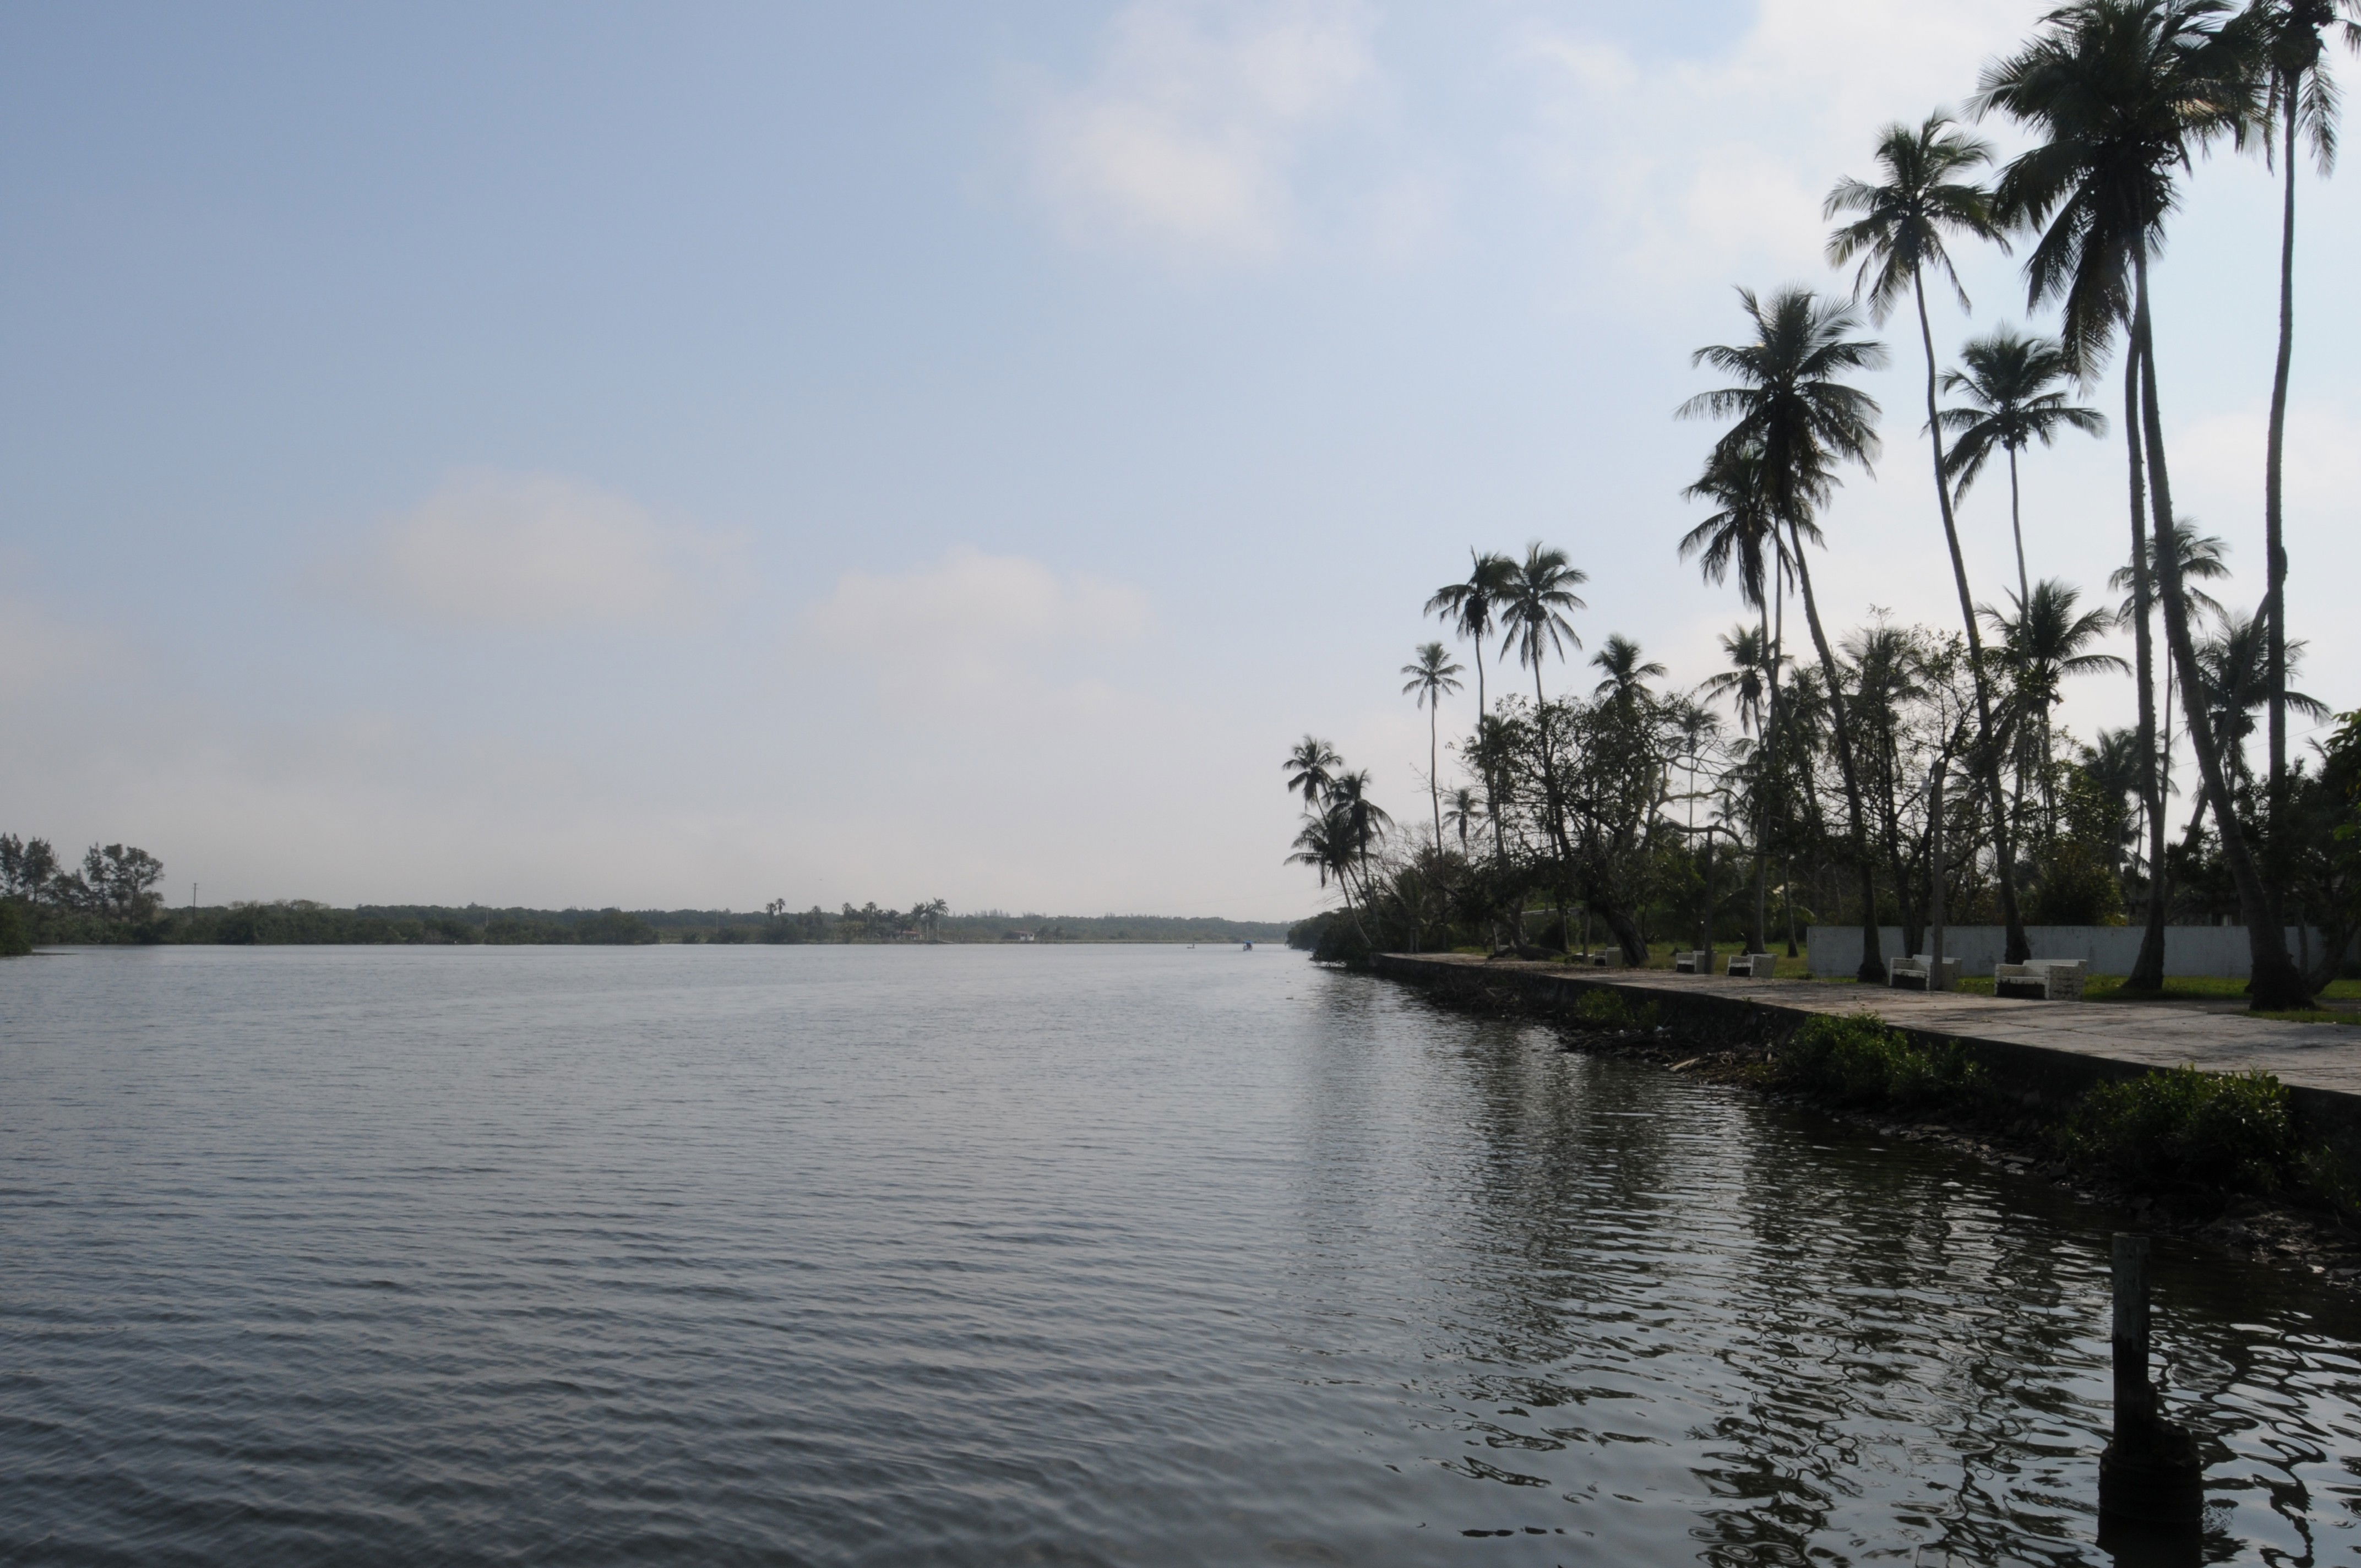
left=1515, top=0, right=2052, bottom=290
left=802, top=546, right=1151, bottom=703
left=320, top=469, right=747, bottom=630
left=1025, top=0, right=1378, bottom=263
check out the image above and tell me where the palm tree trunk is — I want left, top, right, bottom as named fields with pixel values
left=2133, top=249, right=2308, bottom=1009
left=2265, top=95, right=2296, bottom=833
left=1787, top=521, right=1884, bottom=982
left=1748, top=591, right=1774, bottom=952
left=2008, top=445, right=2029, bottom=613
left=1428, top=703, right=1443, bottom=851
left=1914, top=270, right=2030, bottom=966
left=2125, top=347, right=2168, bottom=990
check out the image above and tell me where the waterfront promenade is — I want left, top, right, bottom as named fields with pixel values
left=1374, top=952, right=2361, bottom=1119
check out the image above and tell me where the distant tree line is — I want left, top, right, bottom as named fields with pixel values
left=0, top=839, right=1286, bottom=955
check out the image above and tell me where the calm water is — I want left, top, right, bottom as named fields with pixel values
left=5, top=945, right=2360, bottom=1566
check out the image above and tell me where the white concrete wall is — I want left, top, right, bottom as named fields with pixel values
left=1805, top=925, right=2354, bottom=979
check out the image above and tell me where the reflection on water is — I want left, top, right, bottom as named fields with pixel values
left=3, top=945, right=2358, bottom=1565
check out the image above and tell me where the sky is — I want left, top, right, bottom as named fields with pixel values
left=2, top=0, right=2353, bottom=921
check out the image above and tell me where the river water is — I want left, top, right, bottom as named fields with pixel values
left=4, top=944, right=2359, bottom=1565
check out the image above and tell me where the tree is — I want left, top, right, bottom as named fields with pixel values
left=1700, top=624, right=1772, bottom=736
left=1590, top=635, right=1667, bottom=709
left=2240, top=0, right=2357, bottom=816
left=1441, top=786, right=1483, bottom=858
left=1427, top=551, right=1519, bottom=862
left=1983, top=579, right=2129, bottom=830
left=1680, top=440, right=1795, bottom=951
left=1826, top=111, right=2036, bottom=969
left=1936, top=326, right=2108, bottom=607
left=1680, top=286, right=1892, bottom=980
left=1976, top=0, right=2303, bottom=1006
left=1283, top=736, right=1341, bottom=810
left=1401, top=642, right=1464, bottom=848
left=2193, top=607, right=2330, bottom=791
left=1498, top=543, right=1588, bottom=709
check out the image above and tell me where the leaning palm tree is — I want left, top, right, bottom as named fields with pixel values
left=1426, top=551, right=1518, bottom=858
left=1287, top=804, right=1368, bottom=944
left=1680, top=286, right=1891, bottom=980
left=1401, top=642, right=1465, bottom=848
left=2242, top=0, right=2357, bottom=810
left=1283, top=736, right=1341, bottom=811
left=1825, top=111, right=2034, bottom=968
left=1936, top=326, right=2108, bottom=606
left=1973, top=0, right=2305, bottom=1004
left=1327, top=769, right=1391, bottom=889
left=1983, top=579, right=2130, bottom=828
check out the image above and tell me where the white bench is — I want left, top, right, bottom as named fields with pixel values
left=1994, top=959, right=2087, bottom=1000
left=1887, top=955, right=1962, bottom=991
left=1673, top=950, right=1709, bottom=974
left=1726, top=952, right=1775, bottom=978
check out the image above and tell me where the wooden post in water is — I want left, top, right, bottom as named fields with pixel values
left=2099, top=1234, right=2201, bottom=1531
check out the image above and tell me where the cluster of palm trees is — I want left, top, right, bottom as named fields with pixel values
left=1283, top=0, right=2357, bottom=1009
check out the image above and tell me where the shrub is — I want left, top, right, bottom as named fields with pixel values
left=0, top=900, right=29, bottom=957
left=1569, top=989, right=1657, bottom=1031
left=2071, top=1066, right=2294, bottom=1196
left=1778, top=1011, right=1983, bottom=1109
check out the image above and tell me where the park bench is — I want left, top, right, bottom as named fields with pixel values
left=1887, top=955, right=1963, bottom=992
left=1673, top=950, right=1709, bottom=974
left=1994, top=958, right=2087, bottom=1001
left=1726, top=952, right=1776, bottom=978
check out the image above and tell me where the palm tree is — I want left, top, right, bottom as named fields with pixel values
left=1441, top=786, right=1482, bottom=858
left=1983, top=579, right=2130, bottom=829
left=1936, top=326, right=2108, bottom=607
left=2195, top=606, right=2330, bottom=788
left=1825, top=112, right=2036, bottom=969
left=2241, top=0, right=2356, bottom=813
left=1287, top=804, right=1367, bottom=941
left=1974, top=0, right=2305, bottom=1005
left=1328, top=769, right=1391, bottom=888
left=1591, top=635, right=1667, bottom=708
left=1426, top=551, right=1518, bottom=858
left=2110, top=522, right=2231, bottom=828
left=1401, top=642, right=1465, bottom=848
left=1283, top=736, right=1341, bottom=810
left=1681, top=441, right=1799, bottom=951
left=1498, top=543, right=1588, bottom=708
left=1700, top=624, right=1772, bottom=735
left=1680, top=286, right=1891, bottom=980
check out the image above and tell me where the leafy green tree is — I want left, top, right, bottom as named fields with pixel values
left=1826, top=111, right=2034, bottom=968
left=1936, top=326, right=2108, bottom=606
left=1983, top=579, right=2128, bottom=830
left=1401, top=641, right=1464, bottom=847
left=1681, top=286, right=1891, bottom=979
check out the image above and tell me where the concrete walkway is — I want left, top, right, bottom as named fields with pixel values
left=1375, top=953, right=2361, bottom=1112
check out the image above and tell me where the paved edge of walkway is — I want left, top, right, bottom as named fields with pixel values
left=1370, top=951, right=2361, bottom=1134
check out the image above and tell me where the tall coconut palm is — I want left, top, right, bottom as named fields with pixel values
left=1283, top=736, right=1341, bottom=810
left=2241, top=0, right=2357, bottom=813
left=1401, top=642, right=1465, bottom=848
left=1680, top=286, right=1891, bottom=980
left=1426, top=551, right=1518, bottom=859
left=1680, top=441, right=1803, bottom=951
left=2110, top=522, right=2232, bottom=826
left=1498, top=543, right=1588, bottom=708
left=1328, top=769, right=1391, bottom=889
left=1936, top=326, right=2109, bottom=606
left=1825, top=112, right=2035, bottom=968
left=1983, top=579, right=2130, bottom=828
left=2195, top=606, right=2330, bottom=787
left=1974, top=0, right=2304, bottom=1005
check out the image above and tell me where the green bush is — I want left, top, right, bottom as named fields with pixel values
left=1778, top=1011, right=1984, bottom=1108
left=1569, top=989, right=1658, bottom=1031
left=0, top=900, right=29, bottom=956
left=2071, top=1066, right=2294, bottom=1196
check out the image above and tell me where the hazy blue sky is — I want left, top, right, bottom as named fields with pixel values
left=3, top=1, right=2353, bottom=918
